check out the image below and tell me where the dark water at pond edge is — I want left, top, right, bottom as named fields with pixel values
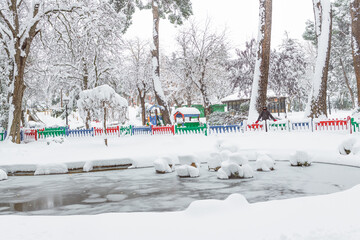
left=0, top=162, right=359, bottom=215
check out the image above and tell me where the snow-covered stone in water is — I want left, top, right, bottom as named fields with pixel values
left=229, top=153, right=248, bottom=166
left=217, top=160, right=253, bottom=179
left=217, top=168, right=229, bottom=179
left=208, top=153, right=222, bottom=171
left=0, top=169, right=8, bottom=181
left=242, top=164, right=254, bottom=178
left=83, top=161, right=94, bottom=172
left=338, top=138, right=357, bottom=155
left=290, top=151, right=312, bottom=167
left=256, top=154, right=275, bottom=172
left=178, top=155, right=200, bottom=168
left=154, top=158, right=174, bottom=174
left=176, top=165, right=200, bottom=178
left=220, top=150, right=231, bottom=161
left=34, top=163, right=68, bottom=175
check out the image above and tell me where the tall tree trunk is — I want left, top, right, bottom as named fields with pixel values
left=83, top=61, right=91, bottom=129
left=199, top=63, right=211, bottom=117
left=340, top=58, right=356, bottom=108
left=138, top=88, right=146, bottom=125
left=351, top=0, right=360, bottom=106
left=103, top=104, right=107, bottom=147
left=248, top=0, right=272, bottom=121
left=151, top=0, right=171, bottom=125
left=306, top=0, right=332, bottom=118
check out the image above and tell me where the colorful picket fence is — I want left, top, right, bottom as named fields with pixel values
left=22, top=129, right=38, bottom=141
left=132, top=126, right=152, bottom=135
left=175, top=124, right=208, bottom=136
left=315, top=117, right=350, bottom=131
left=209, top=124, right=242, bottom=134
left=268, top=121, right=289, bottom=131
left=0, top=131, right=7, bottom=141
left=152, top=125, right=175, bottom=135
left=38, top=127, right=66, bottom=139
left=68, top=128, right=94, bottom=137
left=247, top=123, right=264, bottom=131
left=352, top=118, right=360, bottom=133
left=291, top=120, right=312, bottom=131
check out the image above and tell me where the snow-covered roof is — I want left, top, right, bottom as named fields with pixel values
left=174, top=107, right=200, bottom=116
left=222, top=89, right=286, bottom=102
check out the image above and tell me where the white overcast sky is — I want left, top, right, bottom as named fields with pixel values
left=124, top=0, right=315, bottom=54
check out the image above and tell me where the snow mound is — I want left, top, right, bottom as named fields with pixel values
left=176, top=165, right=200, bottom=178
left=217, top=161, right=254, bottom=179
left=83, top=161, right=94, bottom=172
left=256, top=154, right=275, bottom=172
left=186, top=193, right=248, bottom=215
left=208, top=152, right=222, bottom=171
left=216, top=139, right=238, bottom=153
left=229, top=153, right=248, bottom=166
left=220, top=150, right=231, bottom=161
left=46, top=137, right=65, bottom=145
left=154, top=157, right=175, bottom=174
left=34, top=163, right=68, bottom=175
left=290, top=151, right=312, bottom=167
left=178, top=155, right=200, bottom=168
left=0, top=169, right=8, bottom=181
left=338, top=138, right=357, bottom=155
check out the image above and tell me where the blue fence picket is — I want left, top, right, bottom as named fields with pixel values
left=209, top=124, right=242, bottom=134
left=132, top=126, right=152, bottom=135
left=291, top=120, right=312, bottom=131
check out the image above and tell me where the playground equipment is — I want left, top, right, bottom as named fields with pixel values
left=173, top=107, right=201, bottom=127
left=146, top=104, right=164, bottom=126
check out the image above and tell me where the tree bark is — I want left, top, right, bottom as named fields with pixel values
left=248, top=0, right=272, bottom=121
left=103, top=104, right=107, bottom=147
left=340, top=58, right=355, bottom=108
left=138, top=88, right=146, bottom=125
left=151, top=0, right=171, bottom=125
left=306, top=0, right=332, bottom=118
left=351, top=0, right=360, bottom=106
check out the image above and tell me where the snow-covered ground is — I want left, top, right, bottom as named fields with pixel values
left=1, top=109, right=360, bottom=239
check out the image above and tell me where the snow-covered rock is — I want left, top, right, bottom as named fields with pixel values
left=176, top=165, right=200, bottom=178
left=154, top=157, right=175, bottom=174
left=256, top=154, right=275, bottom=172
left=208, top=153, right=222, bottom=171
left=178, top=155, right=200, bottom=168
left=290, top=151, right=312, bottom=167
left=229, top=153, right=248, bottom=166
left=220, top=150, right=231, bottom=161
left=46, top=137, right=65, bottom=145
left=0, top=169, right=8, bottom=181
left=217, top=161, right=254, bottom=179
left=338, top=138, right=357, bottom=155
left=34, top=163, right=68, bottom=175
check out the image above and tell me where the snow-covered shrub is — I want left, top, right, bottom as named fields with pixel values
left=176, top=165, right=200, bottom=178
left=208, top=153, right=222, bottom=171
left=178, top=155, right=200, bottom=168
left=34, top=163, right=68, bottom=175
left=289, top=151, right=312, bottom=167
left=229, top=153, right=248, bottom=166
left=256, top=154, right=275, bottom=172
left=0, top=169, right=8, bottom=181
left=154, top=157, right=175, bottom=174
left=217, top=161, right=254, bottom=179
left=338, top=138, right=357, bottom=155
left=207, top=111, right=247, bottom=126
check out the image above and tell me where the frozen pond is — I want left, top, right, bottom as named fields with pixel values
left=0, top=162, right=360, bottom=215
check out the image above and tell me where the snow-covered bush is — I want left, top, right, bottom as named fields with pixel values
left=154, top=157, right=175, bottom=174
left=0, top=169, right=8, bottom=181
left=178, top=155, right=200, bottom=168
left=217, top=160, right=254, bottom=179
left=207, top=111, right=247, bottom=126
left=208, top=152, right=222, bottom=171
left=256, top=154, right=275, bottom=172
left=290, top=151, right=312, bottom=167
left=177, top=155, right=200, bottom=177
left=229, top=153, right=248, bottom=166
left=176, top=165, right=200, bottom=178
left=46, top=137, right=65, bottom=145
left=338, top=138, right=357, bottom=155
left=34, top=163, right=68, bottom=175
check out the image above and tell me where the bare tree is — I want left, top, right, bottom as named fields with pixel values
left=248, top=0, right=272, bottom=121
left=351, top=0, right=360, bottom=106
left=305, top=0, right=332, bottom=118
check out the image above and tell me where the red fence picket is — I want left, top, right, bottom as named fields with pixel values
left=247, top=123, right=264, bottom=131
left=315, top=117, right=350, bottom=131
left=151, top=125, right=175, bottom=135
